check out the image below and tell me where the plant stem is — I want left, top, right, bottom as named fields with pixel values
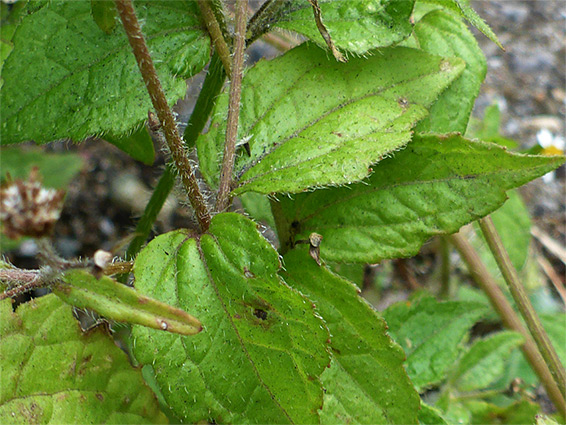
left=0, top=261, right=132, bottom=301
left=198, top=0, right=232, bottom=77
left=122, top=53, right=227, bottom=269
left=439, top=236, right=452, bottom=298
left=478, top=216, right=566, bottom=400
left=115, top=0, right=211, bottom=231
left=215, top=0, right=248, bottom=212
left=246, top=0, right=291, bottom=46
left=125, top=164, right=176, bottom=263
left=450, top=232, right=566, bottom=416
left=184, top=52, right=227, bottom=147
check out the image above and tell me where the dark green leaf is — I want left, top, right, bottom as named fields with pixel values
left=90, top=0, right=117, bottom=34
left=449, top=331, right=524, bottom=392
left=273, top=134, right=564, bottom=263
left=197, top=44, right=465, bottom=195
left=1, top=0, right=210, bottom=144
left=273, top=0, right=415, bottom=55
left=55, top=270, right=202, bottom=335
left=282, top=248, right=420, bottom=424
left=0, top=295, right=167, bottom=424
left=409, top=10, right=486, bottom=133
left=103, top=125, right=156, bottom=165
left=383, top=294, right=487, bottom=390
left=131, top=213, right=331, bottom=424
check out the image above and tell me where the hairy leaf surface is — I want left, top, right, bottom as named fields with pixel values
left=131, top=213, right=330, bottom=424
left=383, top=294, right=487, bottom=391
left=408, top=10, right=486, bottom=133
left=273, top=0, right=415, bottom=55
left=55, top=269, right=202, bottom=336
left=282, top=248, right=419, bottom=424
left=0, top=295, right=166, bottom=424
left=449, top=331, right=524, bottom=392
left=273, top=134, right=564, bottom=263
left=1, top=0, right=210, bottom=144
left=419, top=0, right=502, bottom=49
left=197, top=44, right=465, bottom=195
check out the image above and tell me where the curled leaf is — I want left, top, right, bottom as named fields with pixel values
left=55, top=269, right=202, bottom=336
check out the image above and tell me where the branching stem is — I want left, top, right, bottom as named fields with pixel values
left=115, top=0, right=211, bottom=231
left=215, top=0, right=248, bottom=212
left=478, top=216, right=566, bottom=400
left=450, top=231, right=566, bottom=417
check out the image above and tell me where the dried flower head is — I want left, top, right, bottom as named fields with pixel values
left=0, top=167, right=65, bottom=239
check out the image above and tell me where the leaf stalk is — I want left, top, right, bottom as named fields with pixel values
left=197, top=0, right=232, bottom=77
left=115, top=0, right=211, bottom=231
left=450, top=231, right=566, bottom=417
left=215, top=0, right=248, bottom=212
left=478, top=216, right=566, bottom=400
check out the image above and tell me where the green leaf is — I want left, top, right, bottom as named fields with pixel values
left=536, top=415, right=561, bottom=425
left=466, top=103, right=518, bottom=148
left=409, top=10, right=486, bottom=133
left=273, top=0, right=415, bottom=55
left=90, top=0, right=117, bottom=35
left=272, top=134, right=564, bottom=263
left=55, top=269, right=202, bottom=335
left=1, top=0, right=210, bottom=145
left=419, top=402, right=448, bottom=425
left=103, top=125, right=156, bottom=165
left=282, top=248, right=420, bottom=424
left=197, top=43, right=465, bottom=195
left=463, top=399, right=539, bottom=424
left=419, top=0, right=503, bottom=49
left=449, top=331, right=524, bottom=392
left=0, top=146, right=83, bottom=189
left=0, top=294, right=167, bottom=424
left=383, top=294, right=487, bottom=391
left=131, top=213, right=331, bottom=424
left=239, top=192, right=276, bottom=229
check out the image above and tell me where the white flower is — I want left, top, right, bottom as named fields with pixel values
left=536, top=129, right=565, bottom=183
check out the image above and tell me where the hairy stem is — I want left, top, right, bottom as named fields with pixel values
left=115, top=0, right=211, bottom=231
left=0, top=261, right=133, bottom=301
left=215, top=0, right=248, bottom=212
left=450, top=232, right=566, bottom=416
left=198, top=0, right=232, bottom=77
left=478, top=216, right=566, bottom=400
left=246, top=0, right=291, bottom=46
left=122, top=53, right=227, bottom=270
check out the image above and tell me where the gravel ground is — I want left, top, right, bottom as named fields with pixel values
left=5, top=1, right=565, bottom=279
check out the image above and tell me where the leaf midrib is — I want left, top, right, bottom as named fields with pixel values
left=295, top=162, right=552, bottom=223
left=195, top=235, right=294, bottom=424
